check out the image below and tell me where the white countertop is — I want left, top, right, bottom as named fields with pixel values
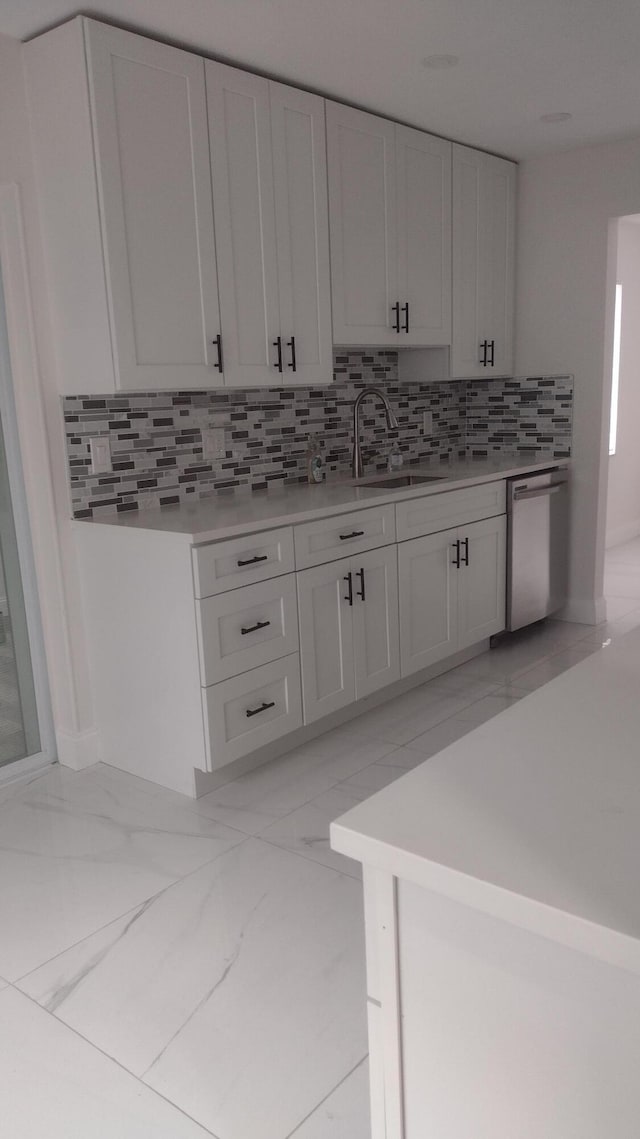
left=331, top=626, right=640, bottom=975
left=77, top=457, right=567, bottom=544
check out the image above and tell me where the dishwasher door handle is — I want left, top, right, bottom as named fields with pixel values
left=513, top=484, right=564, bottom=502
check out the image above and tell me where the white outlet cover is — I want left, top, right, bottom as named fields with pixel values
left=89, top=436, right=111, bottom=474
left=202, top=427, right=226, bottom=460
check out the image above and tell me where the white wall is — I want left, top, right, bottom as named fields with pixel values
left=605, top=219, right=640, bottom=548
left=516, top=136, right=640, bottom=623
left=0, top=33, right=98, bottom=767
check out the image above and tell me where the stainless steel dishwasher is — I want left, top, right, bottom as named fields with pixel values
left=506, top=469, right=569, bottom=631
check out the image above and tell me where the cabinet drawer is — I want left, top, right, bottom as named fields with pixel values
left=396, top=481, right=505, bottom=542
left=202, top=654, right=302, bottom=770
left=196, top=574, right=299, bottom=685
left=294, top=505, right=396, bottom=569
left=192, top=527, right=295, bottom=597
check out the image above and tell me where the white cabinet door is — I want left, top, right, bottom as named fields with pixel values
left=86, top=21, right=222, bottom=390
left=326, top=101, right=398, bottom=346
left=206, top=62, right=281, bottom=387
left=457, top=515, right=506, bottom=648
left=398, top=530, right=459, bottom=677
left=451, top=145, right=516, bottom=379
left=396, top=127, right=451, bottom=347
left=270, top=83, right=333, bottom=386
left=297, top=557, right=356, bottom=723
left=480, top=154, right=516, bottom=377
left=352, top=545, right=400, bottom=700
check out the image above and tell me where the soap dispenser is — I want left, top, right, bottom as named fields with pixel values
left=388, top=443, right=403, bottom=473
left=306, top=434, right=325, bottom=484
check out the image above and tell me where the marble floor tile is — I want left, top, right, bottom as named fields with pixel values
left=289, top=1058, right=370, bottom=1138
left=605, top=537, right=640, bottom=565
left=604, top=568, right=640, bottom=599
left=0, top=763, right=243, bottom=980
left=336, top=760, right=407, bottom=798
left=454, top=690, right=525, bottom=727
left=515, top=644, right=601, bottom=692
left=601, top=595, right=640, bottom=620
left=347, top=687, right=477, bottom=745
left=0, top=987, right=213, bottom=1138
left=402, top=715, right=476, bottom=758
left=577, top=608, right=640, bottom=646
left=259, top=786, right=365, bottom=879
left=193, top=730, right=397, bottom=835
left=22, top=837, right=367, bottom=1139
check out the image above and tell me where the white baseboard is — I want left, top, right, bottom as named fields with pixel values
left=56, top=726, right=102, bottom=771
left=605, top=520, right=640, bottom=549
left=558, top=596, right=607, bottom=625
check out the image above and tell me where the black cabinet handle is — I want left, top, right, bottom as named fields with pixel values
left=287, top=336, right=297, bottom=372
left=392, top=302, right=401, bottom=333
left=489, top=339, right=495, bottom=367
left=213, top=333, right=223, bottom=372
left=344, top=572, right=353, bottom=605
left=246, top=700, right=276, bottom=718
left=480, top=340, right=488, bottom=367
left=273, top=335, right=283, bottom=373
left=237, top=554, right=268, bottom=567
left=240, top=619, right=271, bottom=636
left=339, top=530, right=364, bottom=541
left=356, top=567, right=366, bottom=601
left=461, top=537, right=469, bottom=566
left=452, top=539, right=461, bottom=568
left=402, top=302, right=409, bottom=333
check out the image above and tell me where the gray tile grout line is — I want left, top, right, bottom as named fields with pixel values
left=282, top=1054, right=370, bottom=1139
left=4, top=983, right=223, bottom=1138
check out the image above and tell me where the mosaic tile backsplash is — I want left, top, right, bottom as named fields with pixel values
left=63, top=352, right=573, bottom=518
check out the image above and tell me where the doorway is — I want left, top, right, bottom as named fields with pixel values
left=603, top=215, right=640, bottom=627
left=0, top=267, right=53, bottom=778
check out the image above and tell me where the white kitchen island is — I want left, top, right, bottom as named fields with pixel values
left=331, top=626, right=640, bottom=1139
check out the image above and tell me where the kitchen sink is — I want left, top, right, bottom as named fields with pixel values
left=358, top=474, right=447, bottom=489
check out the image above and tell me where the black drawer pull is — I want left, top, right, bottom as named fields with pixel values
left=356, top=567, right=366, bottom=601
left=402, top=302, right=409, bottom=333
left=240, top=620, right=271, bottom=636
left=392, top=302, right=401, bottom=333
left=344, top=572, right=353, bottom=606
left=287, top=336, right=297, bottom=372
left=339, top=530, right=364, bottom=541
left=488, top=339, right=495, bottom=367
left=273, top=335, right=283, bottom=373
left=237, top=554, right=268, bottom=567
left=461, top=537, right=469, bottom=566
left=213, top=333, right=223, bottom=372
left=452, top=539, right=461, bottom=568
left=480, top=340, right=488, bottom=366
left=246, top=700, right=276, bottom=718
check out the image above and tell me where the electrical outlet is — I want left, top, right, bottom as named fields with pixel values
left=89, top=436, right=111, bottom=474
left=201, top=427, right=226, bottom=460
left=422, top=411, right=433, bottom=434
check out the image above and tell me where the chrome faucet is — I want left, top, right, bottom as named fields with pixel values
left=351, top=387, right=399, bottom=479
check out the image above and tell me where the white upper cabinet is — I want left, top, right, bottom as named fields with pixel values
left=451, top=145, right=516, bottom=378
left=326, top=102, right=451, bottom=347
left=270, top=83, right=333, bottom=386
left=326, top=103, right=397, bottom=346
left=206, top=64, right=280, bottom=388
left=206, top=64, right=332, bottom=387
left=395, top=125, right=452, bottom=347
left=26, top=18, right=223, bottom=393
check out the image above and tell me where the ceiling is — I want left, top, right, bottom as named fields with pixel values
left=3, top=0, right=640, bottom=159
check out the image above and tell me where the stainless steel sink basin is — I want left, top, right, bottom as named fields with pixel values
left=358, top=474, right=447, bottom=489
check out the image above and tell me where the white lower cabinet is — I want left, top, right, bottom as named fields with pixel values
left=399, top=514, right=506, bottom=677
left=457, top=515, right=507, bottom=648
left=202, top=654, right=303, bottom=770
left=298, top=545, right=400, bottom=724
left=398, top=529, right=459, bottom=675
